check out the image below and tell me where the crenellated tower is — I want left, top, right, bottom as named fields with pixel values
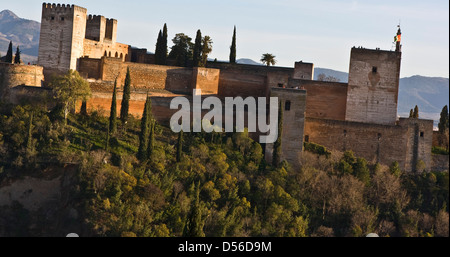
left=37, top=3, right=87, bottom=76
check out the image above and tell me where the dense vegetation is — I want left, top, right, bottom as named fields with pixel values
left=0, top=98, right=448, bottom=237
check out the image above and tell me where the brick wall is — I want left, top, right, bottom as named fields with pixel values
left=288, top=79, right=347, bottom=120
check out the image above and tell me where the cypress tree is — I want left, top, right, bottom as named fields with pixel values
left=183, top=181, right=205, bottom=237
left=409, top=109, right=414, bottom=118
left=229, top=26, right=236, bottom=63
left=26, top=112, right=33, bottom=152
left=120, top=68, right=131, bottom=124
left=109, top=79, right=118, bottom=134
left=272, top=100, right=283, bottom=167
left=5, top=41, right=13, bottom=63
left=438, top=105, right=449, bottom=133
left=155, top=30, right=163, bottom=64
left=138, top=96, right=152, bottom=161
left=14, top=46, right=21, bottom=64
left=147, top=119, right=155, bottom=159
left=413, top=105, right=419, bottom=119
left=176, top=130, right=183, bottom=162
left=162, top=23, right=168, bottom=65
left=193, top=30, right=202, bottom=67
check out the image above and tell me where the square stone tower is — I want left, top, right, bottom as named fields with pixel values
left=38, top=3, right=87, bottom=75
left=345, top=47, right=402, bottom=125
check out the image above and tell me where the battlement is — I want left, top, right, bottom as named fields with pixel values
left=42, top=3, right=86, bottom=13
left=87, top=14, right=105, bottom=21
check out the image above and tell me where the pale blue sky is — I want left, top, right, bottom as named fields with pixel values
left=4, top=0, right=449, bottom=77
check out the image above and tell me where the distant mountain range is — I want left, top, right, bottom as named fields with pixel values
left=1, top=10, right=448, bottom=124
left=0, top=10, right=40, bottom=64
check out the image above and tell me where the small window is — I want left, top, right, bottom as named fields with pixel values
left=304, top=135, right=310, bottom=143
left=278, top=83, right=284, bottom=88
left=61, top=17, right=64, bottom=21
left=285, top=101, right=291, bottom=111
left=51, top=16, right=55, bottom=20
left=372, top=66, right=378, bottom=73
left=378, top=133, right=382, bottom=140
left=420, top=132, right=424, bottom=137
left=344, top=130, right=347, bottom=137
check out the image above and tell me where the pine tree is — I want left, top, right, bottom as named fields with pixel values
left=120, top=68, right=131, bottom=124
left=5, top=41, right=13, bottom=63
left=176, top=130, right=183, bottom=162
left=272, top=100, right=283, bottom=167
left=162, top=23, right=168, bottom=65
left=109, top=79, right=118, bottom=134
left=14, top=46, right=21, bottom=64
left=413, top=105, right=419, bottom=119
left=438, top=105, right=449, bottom=133
left=147, top=119, right=155, bottom=159
left=183, top=181, right=205, bottom=237
left=138, top=96, right=152, bottom=161
left=229, top=26, right=236, bottom=63
left=193, top=30, right=202, bottom=67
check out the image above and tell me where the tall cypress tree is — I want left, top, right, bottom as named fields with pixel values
left=109, top=79, right=118, bottom=134
left=193, top=30, right=202, bottom=67
left=229, top=26, right=236, bottom=63
left=272, top=100, right=283, bottom=167
left=5, top=41, right=13, bottom=63
left=183, top=181, right=205, bottom=237
left=413, top=105, right=419, bottom=119
left=147, top=119, right=155, bottom=159
left=14, top=46, right=21, bottom=64
left=176, top=130, right=183, bottom=162
left=438, top=105, right=449, bottom=133
left=120, top=68, right=131, bottom=124
left=155, top=30, right=163, bottom=64
left=138, top=96, right=152, bottom=161
left=162, top=23, right=168, bottom=65
left=26, top=112, right=34, bottom=152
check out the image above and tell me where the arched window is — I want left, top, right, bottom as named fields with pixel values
left=104, top=51, right=107, bottom=56
left=108, top=51, right=111, bottom=57
left=120, top=53, right=123, bottom=60
left=115, top=52, right=118, bottom=58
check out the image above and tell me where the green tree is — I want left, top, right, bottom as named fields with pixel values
left=409, top=109, right=414, bottom=118
left=138, top=96, right=152, bottom=161
left=272, top=100, right=283, bottom=167
left=183, top=181, right=205, bottom=237
left=193, top=29, right=202, bottom=67
left=176, top=130, right=183, bottom=162
left=354, top=157, right=370, bottom=185
left=50, top=70, right=91, bottom=124
left=389, top=161, right=402, bottom=177
left=154, top=30, right=163, bottom=65
left=120, top=68, right=131, bottom=124
left=5, top=41, right=13, bottom=63
left=438, top=105, right=449, bottom=133
left=168, top=33, right=193, bottom=67
left=413, top=105, right=419, bottom=119
left=109, top=79, right=118, bottom=135
left=261, top=53, right=276, bottom=66
left=147, top=119, right=155, bottom=159
left=26, top=112, right=34, bottom=154
left=229, top=26, right=236, bottom=63
left=162, top=23, right=168, bottom=65
left=14, top=46, right=21, bottom=64
left=200, top=36, right=213, bottom=67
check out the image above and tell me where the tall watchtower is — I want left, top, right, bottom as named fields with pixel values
left=345, top=29, right=402, bottom=125
left=37, top=3, right=87, bottom=75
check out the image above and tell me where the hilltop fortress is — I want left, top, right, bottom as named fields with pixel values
left=0, top=3, right=440, bottom=172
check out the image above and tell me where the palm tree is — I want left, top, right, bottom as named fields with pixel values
left=260, top=53, right=276, bottom=66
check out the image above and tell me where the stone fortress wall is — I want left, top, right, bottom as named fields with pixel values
left=2, top=2, right=443, bottom=173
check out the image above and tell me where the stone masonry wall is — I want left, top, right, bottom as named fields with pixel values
left=345, top=48, right=401, bottom=125
left=288, top=79, right=348, bottom=120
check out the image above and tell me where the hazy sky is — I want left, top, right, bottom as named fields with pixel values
left=4, top=0, right=449, bottom=78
